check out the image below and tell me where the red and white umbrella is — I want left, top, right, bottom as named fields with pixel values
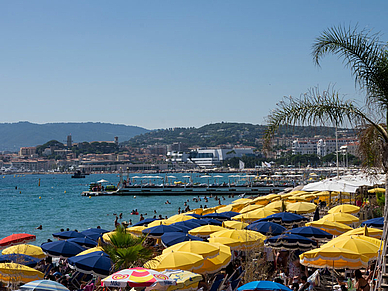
left=101, top=267, right=176, bottom=288
left=0, top=234, right=36, bottom=250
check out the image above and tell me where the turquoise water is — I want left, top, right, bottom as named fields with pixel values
left=0, top=173, right=250, bottom=246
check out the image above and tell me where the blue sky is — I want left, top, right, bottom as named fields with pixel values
left=1, top=1, right=387, bottom=129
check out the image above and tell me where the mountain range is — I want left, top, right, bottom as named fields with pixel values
left=0, top=122, right=149, bottom=152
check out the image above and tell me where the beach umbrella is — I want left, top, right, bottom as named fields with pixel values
left=127, top=225, right=147, bottom=236
left=285, top=226, right=333, bottom=241
left=232, top=208, right=277, bottom=223
left=341, top=226, right=383, bottom=239
left=328, top=204, right=360, bottom=214
left=237, top=280, right=292, bottom=291
left=195, top=243, right=232, bottom=275
left=102, top=267, right=176, bottom=288
left=0, top=263, right=44, bottom=284
left=286, top=202, right=317, bottom=214
left=81, top=228, right=108, bottom=241
left=210, top=229, right=265, bottom=249
left=198, top=218, right=222, bottom=226
left=202, top=211, right=239, bottom=220
left=41, top=241, right=85, bottom=258
left=306, top=219, right=353, bottom=236
left=321, top=213, right=359, bottom=225
left=147, top=220, right=174, bottom=228
left=361, top=217, right=384, bottom=229
left=300, top=246, right=369, bottom=269
left=167, top=215, right=197, bottom=223
left=142, top=225, right=183, bottom=238
left=52, top=231, right=87, bottom=240
left=76, top=246, right=105, bottom=256
left=170, top=223, right=192, bottom=233
left=0, top=234, right=36, bottom=249
left=97, top=179, right=109, bottom=183
left=368, top=187, right=385, bottom=193
left=185, top=214, right=202, bottom=219
left=264, top=200, right=288, bottom=211
left=173, top=219, right=204, bottom=228
left=160, top=270, right=202, bottom=291
left=19, top=280, right=69, bottom=291
left=67, top=237, right=98, bottom=248
left=222, top=221, right=248, bottom=230
left=232, top=198, right=252, bottom=204
left=343, top=235, right=383, bottom=247
left=322, top=235, right=381, bottom=259
left=67, top=251, right=112, bottom=277
left=188, top=225, right=226, bottom=238
left=264, top=233, right=318, bottom=251
left=302, top=179, right=359, bottom=193
left=208, top=236, right=241, bottom=249
left=0, top=254, right=41, bottom=268
left=239, top=204, right=264, bottom=214
left=161, top=232, right=203, bottom=248
left=132, top=218, right=158, bottom=227
left=163, top=241, right=219, bottom=259
left=143, top=251, right=204, bottom=272
left=2, top=244, right=46, bottom=260
left=246, top=221, right=286, bottom=236
left=257, top=212, right=308, bottom=226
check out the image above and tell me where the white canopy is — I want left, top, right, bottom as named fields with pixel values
left=302, top=178, right=359, bottom=193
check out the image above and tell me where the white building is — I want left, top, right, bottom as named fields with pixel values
left=292, top=139, right=318, bottom=155
left=317, top=138, right=358, bottom=156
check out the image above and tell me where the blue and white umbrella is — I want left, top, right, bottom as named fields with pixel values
left=52, top=231, right=86, bottom=240
left=264, top=233, right=318, bottom=251
left=19, top=280, right=69, bottom=291
left=67, top=251, right=112, bottom=277
left=285, top=226, right=332, bottom=241
left=81, top=228, right=108, bottom=241
left=68, top=237, right=98, bottom=248
left=246, top=221, right=286, bottom=236
left=161, top=232, right=204, bottom=247
left=202, top=212, right=239, bottom=220
left=199, top=218, right=223, bottom=226
left=142, top=225, right=183, bottom=238
left=0, top=254, right=41, bottom=268
left=133, top=218, right=158, bottom=227
left=41, top=241, right=85, bottom=258
left=361, top=217, right=384, bottom=229
left=256, top=212, right=308, bottom=226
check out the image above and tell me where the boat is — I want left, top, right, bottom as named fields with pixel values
left=71, top=170, right=86, bottom=178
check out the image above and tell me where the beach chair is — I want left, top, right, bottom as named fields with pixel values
left=209, top=279, right=224, bottom=291
left=230, top=278, right=242, bottom=291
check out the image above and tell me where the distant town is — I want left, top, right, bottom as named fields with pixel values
left=0, top=125, right=360, bottom=174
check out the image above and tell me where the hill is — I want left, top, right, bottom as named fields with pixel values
left=0, top=122, right=149, bottom=152
left=124, top=122, right=346, bottom=148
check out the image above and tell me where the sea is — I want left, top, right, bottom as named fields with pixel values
left=0, top=173, right=268, bottom=246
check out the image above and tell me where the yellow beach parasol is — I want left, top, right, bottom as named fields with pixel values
left=0, top=263, right=44, bottom=284
left=210, top=229, right=265, bottom=249
left=144, top=251, right=204, bottom=272
left=264, top=200, right=289, bottom=211
left=161, top=270, right=203, bottom=291
left=305, top=219, right=353, bottom=236
left=232, top=198, right=252, bottom=204
left=232, top=208, right=277, bottom=223
left=286, top=196, right=308, bottom=203
left=77, top=246, right=104, bottom=256
left=300, top=246, right=369, bottom=269
left=188, top=225, right=226, bottom=238
left=2, top=244, right=46, bottom=259
left=286, top=202, right=317, bottom=214
left=215, top=205, right=234, bottom=213
left=208, top=237, right=241, bottom=249
left=167, top=215, right=196, bottom=223
left=163, top=241, right=219, bottom=259
left=126, top=225, right=147, bottom=236
left=321, top=212, right=359, bottom=225
left=368, top=188, right=385, bottom=193
left=222, top=221, right=249, bottom=230
left=239, top=204, right=264, bottom=214
left=341, top=226, right=382, bottom=239
left=195, top=243, right=232, bottom=275
left=147, top=220, right=173, bottom=228
left=328, top=204, right=360, bottom=214
left=251, top=196, right=270, bottom=206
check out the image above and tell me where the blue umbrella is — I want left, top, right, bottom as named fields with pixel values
left=161, top=232, right=204, bottom=247
left=79, top=232, right=102, bottom=241
left=142, top=225, right=183, bottom=238
left=19, top=280, right=70, bottom=291
left=256, top=212, right=308, bottom=226
left=41, top=240, right=85, bottom=258
left=0, top=254, right=41, bottom=268
left=265, top=233, right=318, bottom=251
left=67, top=251, right=112, bottom=277
left=52, top=231, right=87, bottom=240
left=246, top=221, right=286, bottom=236
left=237, top=281, right=292, bottom=291
left=68, top=237, right=98, bottom=248
left=199, top=218, right=223, bottom=226
left=132, top=218, right=158, bottom=227
left=361, top=217, right=384, bottom=229
left=285, top=226, right=333, bottom=241
left=202, top=211, right=239, bottom=220
left=81, top=228, right=108, bottom=241
left=171, top=224, right=192, bottom=233
left=185, top=214, right=202, bottom=219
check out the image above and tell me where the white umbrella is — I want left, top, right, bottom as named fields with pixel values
left=302, top=179, right=359, bottom=193
left=97, top=179, right=109, bottom=183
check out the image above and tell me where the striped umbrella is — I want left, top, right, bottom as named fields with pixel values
left=19, top=280, right=69, bottom=291
left=0, top=234, right=36, bottom=250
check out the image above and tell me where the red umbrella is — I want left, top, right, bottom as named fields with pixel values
left=0, top=234, right=36, bottom=249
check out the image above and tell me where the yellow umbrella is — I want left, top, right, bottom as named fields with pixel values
left=321, top=213, right=359, bottom=225
left=215, top=205, right=234, bottom=213
left=264, top=200, right=289, bottom=211
left=195, top=243, right=232, bottom=275
left=188, top=225, right=226, bottom=238
left=162, top=270, right=203, bottom=291
left=210, top=229, right=266, bottom=249
left=251, top=196, right=270, bottom=206
left=232, top=198, right=252, bottom=204
left=300, top=246, right=368, bottom=269
left=144, top=251, right=204, bottom=271
left=222, top=221, right=248, bottom=230
left=0, top=263, right=44, bottom=284
left=126, top=225, right=147, bottom=235
left=286, top=202, right=317, bottom=214
left=147, top=220, right=173, bottom=227
left=286, top=196, right=308, bottom=203
left=239, top=204, right=264, bottom=214
left=322, top=235, right=381, bottom=259
left=103, top=231, right=135, bottom=243
left=208, top=237, right=241, bottom=249
left=77, top=246, right=104, bottom=256
left=368, top=188, right=385, bottom=193
left=163, top=241, right=219, bottom=259
left=2, top=244, right=46, bottom=259
left=328, top=204, right=360, bottom=214
left=341, top=226, right=383, bottom=239
left=306, top=219, right=353, bottom=236
left=232, top=208, right=277, bottom=223
left=315, top=191, right=330, bottom=197
left=167, top=215, right=196, bottom=223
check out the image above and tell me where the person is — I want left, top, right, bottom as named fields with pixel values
left=36, top=225, right=42, bottom=230
left=355, top=270, right=370, bottom=291
left=128, top=219, right=132, bottom=226
left=298, top=275, right=310, bottom=291
left=139, top=214, right=144, bottom=221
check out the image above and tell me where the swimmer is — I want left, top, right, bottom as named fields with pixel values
left=36, top=225, right=42, bottom=230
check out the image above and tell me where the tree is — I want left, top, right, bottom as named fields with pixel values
left=101, top=225, right=153, bottom=271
